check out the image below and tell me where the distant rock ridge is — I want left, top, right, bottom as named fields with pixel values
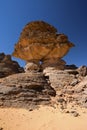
left=0, top=53, right=24, bottom=78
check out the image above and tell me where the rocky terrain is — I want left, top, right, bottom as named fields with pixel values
left=0, top=21, right=87, bottom=117
left=0, top=57, right=87, bottom=116
left=0, top=21, right=87, bottom=130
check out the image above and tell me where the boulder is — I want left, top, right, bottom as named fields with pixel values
left=24, top=62, right=40, bottom=72
left=43, top=66, right=87, bottom=109
left=12, top=21, right=74, bottom=69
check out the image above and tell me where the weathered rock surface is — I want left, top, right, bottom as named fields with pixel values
left=0, top=62, right=87, bottom=114
left=24, top=62, right=40, bottom=72
left=0, top=71, right=56, bottom=109
left=0, top=21, right=87, bottom=116
left=0, top=53, right=24, bottom=78
left=43, top=66, right=87, bottom=110
left=0, top=64, right=87, bottom=112
left=12, top=21, right=74, bottom=69
left=77, top=66, right=87, bottom=76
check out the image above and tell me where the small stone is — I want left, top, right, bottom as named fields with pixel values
left=57, top=98, right=65, bottom=103
left=71, top=79, right=78, bottom=86
left=29, top=108, right=33, bottom=111
left=65, top=110, right=70, bottom=113
left=70, top=111, right=79, bottom=117
left=0, top=128, right=3, bottom=130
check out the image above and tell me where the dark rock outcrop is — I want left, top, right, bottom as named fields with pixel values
left=0, top=53, right=24, bottom=78
left=43, top=66, right=87, bottom=109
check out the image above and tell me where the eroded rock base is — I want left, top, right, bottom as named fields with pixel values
left=24, top=58, right=66, bottom=72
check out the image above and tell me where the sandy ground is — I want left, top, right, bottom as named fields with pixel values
left=0, top=106, right=87, bottom=130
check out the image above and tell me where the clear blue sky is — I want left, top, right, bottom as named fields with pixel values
left=0, top=0, right=87, bottom=67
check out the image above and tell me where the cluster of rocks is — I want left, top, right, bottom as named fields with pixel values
left=0, top=53, right=24, bottom=78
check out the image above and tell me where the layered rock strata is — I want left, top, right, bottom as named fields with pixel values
left=43, top=66, right=87, bottom=109
left=0, top=71, right=56, bottom=109
left=0, top=65, right=87, bottom=112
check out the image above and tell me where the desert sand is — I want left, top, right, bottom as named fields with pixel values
left=0, top=106, right=87, bottom=130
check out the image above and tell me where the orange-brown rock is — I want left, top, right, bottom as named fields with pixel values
left=12, top=21, right=74, bottom=66
left=13, top=21, right=73, bottom=61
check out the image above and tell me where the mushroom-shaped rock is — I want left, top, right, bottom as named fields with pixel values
left=12, top=21, right=74, bottom=69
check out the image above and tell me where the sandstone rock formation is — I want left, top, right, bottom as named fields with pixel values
left=0, top=53, right=24, bottom=78
left=0, top=71, right=56, bottom=109
left=43, top=65, right=87, bottom=110
left=12, top=21, right=74, bottom=69
left=0, top=64, right=87, bottom=112
left=0, top=21, right=87, bottom=115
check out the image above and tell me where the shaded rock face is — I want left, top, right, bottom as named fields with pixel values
left=12, top=21, right=74, bottom=69
left=0, top=53, right=24, bottom=78
left=0, top=72, right=56, bottom=109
